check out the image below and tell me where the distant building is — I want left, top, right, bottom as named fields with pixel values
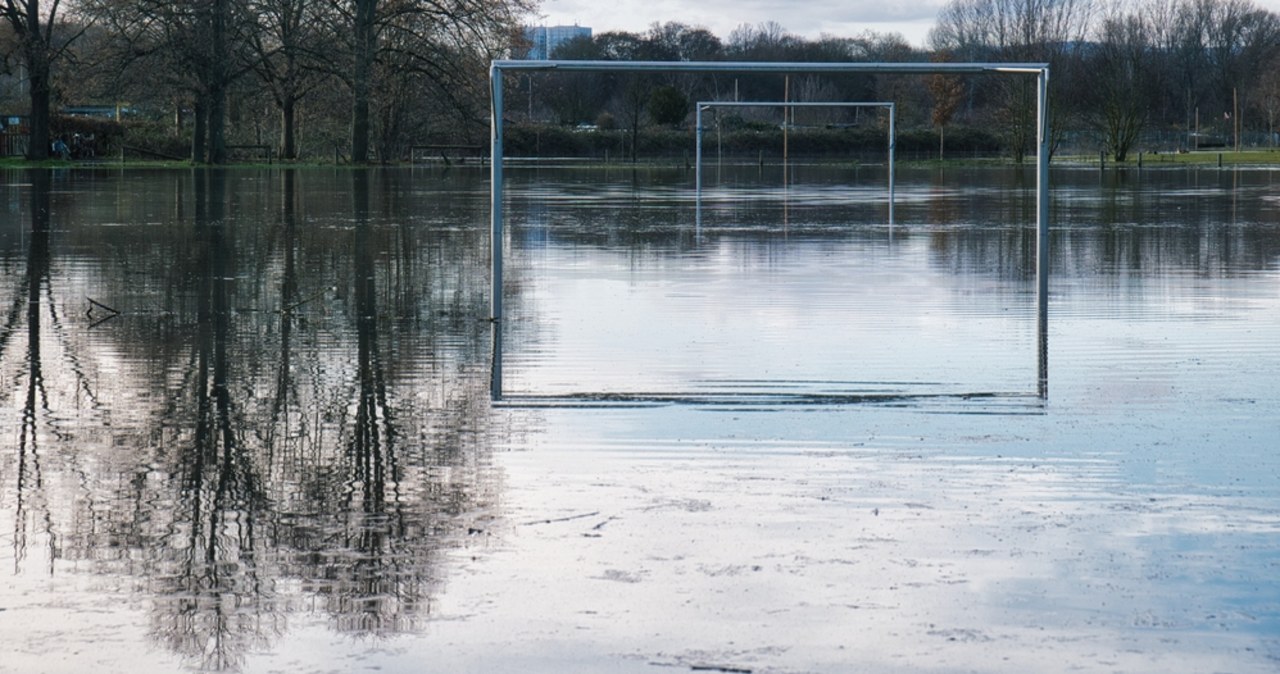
left=63, top=105, right=135, bottom=120
left=521, top=24, right=591, bottom=59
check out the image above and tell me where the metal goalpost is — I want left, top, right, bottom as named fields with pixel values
left=694, top=100, right=896, bottom=225
left=488, top=60, right=1051, bottom=402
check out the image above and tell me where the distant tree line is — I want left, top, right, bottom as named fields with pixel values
left=513, top=0, right=1278, bottom=162
left=3, top=0, right=1277, bottom=162
left=513, top=22, right=929, bottom=161
left=931, top=0, right=1280, bottom=160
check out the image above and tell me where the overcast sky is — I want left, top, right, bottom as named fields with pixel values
left=534, top=0, right=1280, bottom=49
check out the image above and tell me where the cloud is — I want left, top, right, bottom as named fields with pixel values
left=536, top=0, right=945, bottom=44
left=727, top=0, right=945, bottom=24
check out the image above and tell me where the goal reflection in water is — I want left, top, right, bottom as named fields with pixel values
left=492, top=164, right=1049, bottom=409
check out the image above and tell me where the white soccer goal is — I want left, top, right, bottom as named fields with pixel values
left=694, top=101, right=896, bottom=226
left=488, top=60, right=1051, bottom=402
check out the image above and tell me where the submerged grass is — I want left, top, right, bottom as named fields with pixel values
left=1, top=157, right=193, bottom=169
left=1060, top=149, right=1280, bottom=166
left=6, top=149, right=1277, bottom=171
left=0, top=157, right=435, bottom=170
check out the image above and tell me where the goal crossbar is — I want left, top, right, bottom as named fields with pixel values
left=488, top=60, right=1051, bottom=401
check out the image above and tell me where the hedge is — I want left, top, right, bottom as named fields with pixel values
left=503, top=123, right=1002, bottom=160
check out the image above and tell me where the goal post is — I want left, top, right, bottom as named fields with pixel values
left=488, top=60, right=1051, bottom=402
left=694, top=101, right=896, bottom=226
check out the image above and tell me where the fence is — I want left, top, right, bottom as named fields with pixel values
left=1, top=132, right=29, bottom=157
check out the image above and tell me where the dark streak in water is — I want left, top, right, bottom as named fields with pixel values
left=495, top=389, right=1044, bottom=410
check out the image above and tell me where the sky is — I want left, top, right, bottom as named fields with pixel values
left=535, top=0, right=966, bottom=49
left=534, top=0, right=1280, bottom=50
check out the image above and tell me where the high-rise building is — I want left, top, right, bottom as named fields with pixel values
left=521, top=24, right=592, bottom=59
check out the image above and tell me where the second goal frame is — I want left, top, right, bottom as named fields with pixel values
left=695, top=100, right=896, bottom=225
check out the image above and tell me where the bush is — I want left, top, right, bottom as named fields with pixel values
left=636, top=127, right=690, bottom=155
left=501, top=122, right=1003, bottom=161
left=505, top=124, right=587, bottom=156
left=718, top=126, right=886, bottom=155
left=50, top=115, right=126, bottom=159
left=647, top=87, right=690, bottom=127
left=896, top=126, right=1001, bottom=155
left=119, top=119, right=191, bottom=160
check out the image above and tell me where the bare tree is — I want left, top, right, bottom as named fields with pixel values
left=929, top=51, right=966, bottom=160
left=646, top=21, right=721, bottom=62
left=932, top=0, right=1096, bottom=160
left=1204, top=0, right=1279, bottom=135
left=642, top=21, right=723, bottom=112
left=1144, top=0, right=1280, bottom=149
left=1256, top=52, right=1280, bottom=144
left=246, top=0, right=331, bottom=159
left=2, top=0, right=87, bottom=159
left=327, top=0, right=532, bottom=163
left=540, top=34, right=609, bottom=124
left=593, top=30, right=656, bottom=162
left=1090, top=3, right=1155, bottom=160
left=82, top=0, right=253, bottom=163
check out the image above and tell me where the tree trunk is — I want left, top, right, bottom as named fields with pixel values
left=209, top=84, right=227, bottom=164
left=207, top=0, right=229, bottom=165
left=281, top=96, right=297, bottom=159
left=351, top=88, right=370, bottom=163
left=193, top=98, right=208, bottom=163
left=629, top=120, right=638, bottom=163
left=25, top=44, right=51, bottom=160
left=939, top=125, right=945, bottom=161
left=350, top=0, right=377, bottom=164
left=24, top=169, right=51, bottom=437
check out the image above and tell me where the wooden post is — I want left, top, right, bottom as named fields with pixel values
left=783, top=75, right=789, bottom=173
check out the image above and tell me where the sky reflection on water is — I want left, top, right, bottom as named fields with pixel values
left=1, top=165, right=1277, bottom=673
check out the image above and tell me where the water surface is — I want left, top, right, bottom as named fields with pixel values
left=1, top=164, right=1277, bottom=673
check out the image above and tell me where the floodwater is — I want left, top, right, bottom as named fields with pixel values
left=1, top=164, right=1277, bottom=673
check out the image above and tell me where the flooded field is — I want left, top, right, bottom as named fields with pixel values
left=1, top=164, right=1278, bottom=673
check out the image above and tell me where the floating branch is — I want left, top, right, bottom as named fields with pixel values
left=521, top=511, right=601, bottom=526
left=88, top=314, right=119, bottom=329
left=280, top=290, right=327, bottom=314
left=86, top=297, right=121, bottom=317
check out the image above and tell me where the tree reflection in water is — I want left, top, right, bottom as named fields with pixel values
left=311, top=169, right=416, bottom=635
left=7, top=169, right=115, bottom=575
left=11, top=169, right=56, bottom=574
left=148, top=169, right=274, bottom=670
left=0, top=168, right=501, bottom=671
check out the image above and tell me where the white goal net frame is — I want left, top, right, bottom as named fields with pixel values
left=488, top=60, right=1051, bottom=402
